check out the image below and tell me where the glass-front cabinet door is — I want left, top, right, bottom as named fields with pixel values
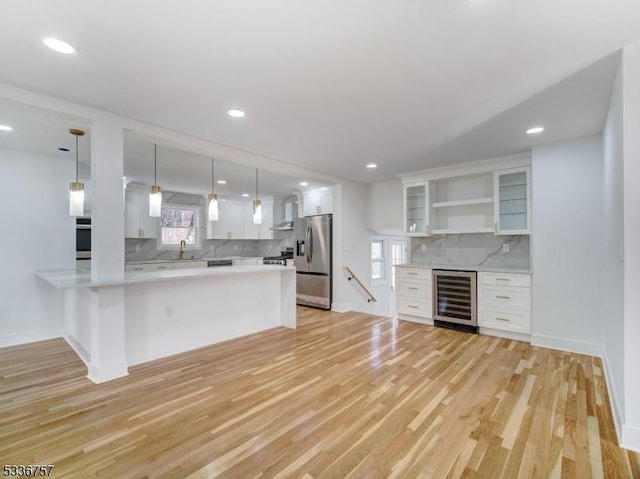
left=494, top=167, right=531, bottom=235
left=403, top=182, right=429, bottom=236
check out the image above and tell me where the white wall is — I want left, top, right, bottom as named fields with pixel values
left=602, top=57, right=626, bottom=431
left=367, top=179, right=403, bottom=234
left=0, top=149, right=75, bottom=346
left=621, top=42, right=640, bottom=450
left=332, top=181, right=391, bottom=316
left=531, top=135, right=604, bottom=356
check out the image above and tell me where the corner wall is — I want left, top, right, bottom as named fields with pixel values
left=602, top=53, right=626, bottom=438
left=531, top=135, right=604, bottom=356
left=621, top=42, right=640, bottom=451
left=0, top=149, right=75, bottom=346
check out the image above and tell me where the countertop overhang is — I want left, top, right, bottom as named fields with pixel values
left=394, top=263, right=532, bottom=274
left=37, top=264, right=295, bottom=290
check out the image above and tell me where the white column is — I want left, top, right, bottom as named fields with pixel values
left=91, top=117, right=125, bottom=281
left=87, top=286, right=127, bottom=383
left=86, top=117, right=128, bottom=382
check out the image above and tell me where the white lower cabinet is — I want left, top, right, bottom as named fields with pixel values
left=172, top=261, right=207, bottom=270
left=126, top=262, right=171, bottom=273
left=478, top=272, right=531, bottom=336
left=395, top=267, right=432, bottom=321
left=125, top=260, right=207, bottom=272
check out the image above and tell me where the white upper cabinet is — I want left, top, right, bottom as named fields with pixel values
left=401, top=154, right=531, bottom=237
left=206, top=199, right=244, bottom=239
left=302, top=188, right=333, bottom=216
left=206, top=198, right=274, bottom=240
left=124, top=191, right=158, bottom=239
left=494, top=167, right=531, bottom=235
left=403, top=182, right=430, bottom=236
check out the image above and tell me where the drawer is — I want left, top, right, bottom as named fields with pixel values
left=153, top=263, right=173, bottom=271
left=397, top=298, right=432, bottom=318
left=396, top=279, right=432, bottom=299
left=396, top=267, right=431, bottom=281
left=478, top=285, right=530, bottom=311
left=478, top=308, right=531, bottom=334
left=479, top=272, right=530, bottom=288
left=125, top=263, right=154, bottom=273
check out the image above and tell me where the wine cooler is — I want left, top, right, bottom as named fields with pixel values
left=432, top=269, right=478, bottom=333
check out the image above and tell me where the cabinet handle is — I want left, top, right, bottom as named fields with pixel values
left=495, top=317, right=510, bottom=322
left=408, top=287, right=418, bottom=290
left=132, top=267, right=144, bottom=271
left=496, top=278, right=510, bottom=282
left=494, top=222, right=498, bottom=233
left=408, top=272, right=418, bottom=276
left=496, top=295, right=511, bottom=299
left=426, top=224, right=430, bottom=235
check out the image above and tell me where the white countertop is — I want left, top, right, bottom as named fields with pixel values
left=394, top=263, right=531, bottom=274
left=37, top=264, right=295, bottom=290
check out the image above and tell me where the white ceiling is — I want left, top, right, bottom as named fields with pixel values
left=1, top=0, right=639, bottom=183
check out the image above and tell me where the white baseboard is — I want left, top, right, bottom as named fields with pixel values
left=601, top=350, right=623, bottom=446
left=397, top=314, right=434, bottom=326
left=87, top=361, right=129, bottom=384
left=479, top=327, right=530, bottom=343
left=331, top=302, right=351, bottom=313
left=0, top=329, right=61, bottom=348
left=622, top=425, right=640, bottom=453
left=63, top=334, right=91, bottom=368
left=530, top=334, right=602, bottom=357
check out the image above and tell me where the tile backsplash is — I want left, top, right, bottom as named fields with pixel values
left=409, top=234, right=530, bottom=270
left=125, top=236, right=293, bottom=262
left=125, top=190, right=293, bottom=262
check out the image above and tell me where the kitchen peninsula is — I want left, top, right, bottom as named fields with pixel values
left=37, top=265, right=296, bottom=383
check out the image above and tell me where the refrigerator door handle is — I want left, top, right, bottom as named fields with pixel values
left=308, top=225, right=313, bottom=263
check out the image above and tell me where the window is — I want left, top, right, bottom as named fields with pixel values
left=371, top=237, right=386, bottom=284
left=158, top=205, right=200, bottom=248
left=390, top=239, right=408, bottom=290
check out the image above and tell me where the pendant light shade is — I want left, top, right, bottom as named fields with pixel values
left=149, top=144, right=162, bottom=217
left=253, top=168, right=262, bottom=225
left=208, top=158, right=219, bottom=222
left=68, top=128, right=85, bottom=216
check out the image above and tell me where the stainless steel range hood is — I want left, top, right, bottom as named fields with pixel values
left=271, top=196, right=297, bottom=231
left=272, top=221, right=294, bottom=231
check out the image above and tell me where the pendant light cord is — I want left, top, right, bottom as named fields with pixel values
left=75, top=134, right=79, bottom=183
left=211, top=158, right=215, bottom=193
left=255, top=168, right=259, bottom=198
left=154, top=144, right=157, bottom=185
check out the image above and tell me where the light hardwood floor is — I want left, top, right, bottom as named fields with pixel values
left=1, top=307, right=639, bottom=478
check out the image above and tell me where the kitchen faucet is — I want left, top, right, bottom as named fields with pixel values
left=179, top=240, right=186, bottom=260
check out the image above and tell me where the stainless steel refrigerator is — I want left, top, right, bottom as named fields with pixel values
left=294, top=214, right=332, bottom=310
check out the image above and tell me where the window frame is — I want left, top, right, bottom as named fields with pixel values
left=370, top=236, right=387, bottom=286
left=156, top=204, right=201, bottom=251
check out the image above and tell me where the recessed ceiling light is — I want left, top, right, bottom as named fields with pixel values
left=366, top=163, right=377, bottom=169
left=0, top=124, right=13, bottom=132
left=58, top=147, right=69, bottom=152
left=217, top=179, right=227, bottom=184
left=526, top=126, right=544, bottom=135
left=242, top=193, right=250, bottom=197
left=43, top=38, right=75, bottom=54
left=299, top=182, right=309, bottom=187
left=228, top=109, right=246, bottom=118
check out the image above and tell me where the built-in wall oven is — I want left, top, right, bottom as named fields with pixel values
left=76, top=217, right=91, bottom=259
left=432, top=269, right=478, bottom=333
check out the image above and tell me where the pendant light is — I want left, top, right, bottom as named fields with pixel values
left=253, top=168, right=262, bottom=224
left=68, top=128, right=85, bottom=216
left=208, top=158, right=219, bottom=222
left=149, top=144, right=162, bottom=217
